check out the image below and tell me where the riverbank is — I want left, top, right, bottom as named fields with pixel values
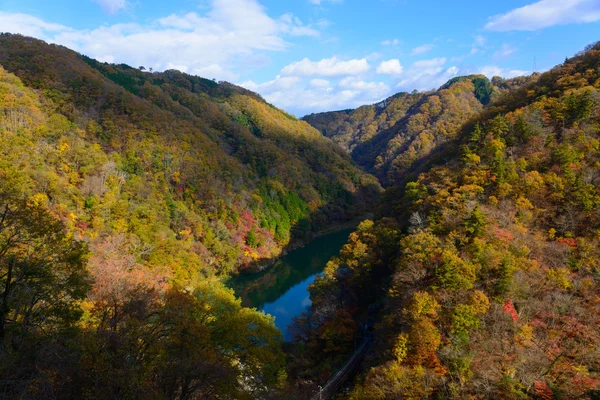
left=243, top=213, right=374, bottom=274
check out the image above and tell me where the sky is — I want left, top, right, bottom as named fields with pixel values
left=1, top=0, right=600, bottom=116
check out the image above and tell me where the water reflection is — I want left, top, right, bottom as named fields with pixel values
left=227, top=228, right=353, bottom=340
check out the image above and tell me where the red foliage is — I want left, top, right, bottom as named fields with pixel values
left=75, top=220, right=89, bottom=231
left=88, top=235, right=170, bottom=304
left=533, top=380, right=553, bottom=400
left=492, top=226, right=514, bottom=242
left=240, top=209, right=255, bottom=228
left=572, top=376, right=600, bottom=392
left=503, top=300, right=519, bottom=322
left=557, top=237, right=577, bottom=248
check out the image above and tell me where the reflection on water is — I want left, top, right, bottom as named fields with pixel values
left=227, top=228, right=353, bottom=340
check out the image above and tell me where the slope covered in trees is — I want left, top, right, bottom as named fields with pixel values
left=0, top=34, right=381, bottom=398
left=0, top=33, right=380, bottom=276
left=304, top=75, right=535, bottom=186
left=292, top=43, right=600, bottom=399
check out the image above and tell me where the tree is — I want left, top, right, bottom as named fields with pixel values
left=246, top=229, right=259, bottom=248
left=464, top=207, right=486, bottom=241
left=0, top=191, right=89, bottom=342
left=0, top=189, right=90, bottom=398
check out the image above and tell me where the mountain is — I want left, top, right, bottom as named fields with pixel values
left=304, top=74, right=536, bottom=186
left=0, top=33, right=380, bottom=276
left=0, top=33, right=380, bottom=398
left=291, top=43, right=600, bottom=399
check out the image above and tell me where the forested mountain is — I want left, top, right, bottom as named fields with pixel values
left=0, top=33, right=380, bottom=275
left=291, top=42, right=600, bottom=399
left=304, top=74, right=535, bottom=186
left=0, top=33, right=379, bottom=398
left=2, top=29, right=600, bottom=400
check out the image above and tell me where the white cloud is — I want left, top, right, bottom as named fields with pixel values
left=507, top=69, right=530, bottom=78
left=474, top=35, right=486, bottom=47
left=241, top=75, right=301, bottom=92
left=478, top=66, right=530, bottom=79
left=281, top=57, right=370, bottom=77
left=470, top=35, right=486, bottom=54
left=478, top=66, right=503, bottom=78
left=0, top=12, right=71, bottom=39
left=376, top=59, right=404, bottom=75
left=240, top=50, right=534, bottom=115
left=396, top=58, right=458, bottom=91
left=278, top=13, right=320, bottom=37
left=0, top=0, right=322, bottom=81
left=266, top=84, right=388, bottom=115
left=494, top=43, right=518, bottom=58
left=395, top=57, right=531, bottom=92
left=381, top=38, right=400, bottom=46
left=339, top=77, right=389, bottom=93
left=310, top=78, right=330, bottom=87
left=240, top=67, right=390, bottom=115
left=411, top=43, right=434, bottom=55
left=193, top=64, right=240, bottom=81
left=485, top=0, right=600, bottom=31
left=92, top=0, right=127, bottom=15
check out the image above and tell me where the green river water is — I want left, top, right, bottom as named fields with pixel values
left=227, top=228, right=354, bottom=340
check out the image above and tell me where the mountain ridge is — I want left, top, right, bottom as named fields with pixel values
left=303, top=74, right=539, bottom=186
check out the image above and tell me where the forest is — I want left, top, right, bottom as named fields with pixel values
left=303, top=74, right=535, bottom=186
left=0, top=31, right=600, bottom=400
left=0, top=33, right=379, bottom=398
left=298, top=42, right=600, bottom=399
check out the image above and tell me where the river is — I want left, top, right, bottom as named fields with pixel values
left=227, top=228, right=354, bottom=341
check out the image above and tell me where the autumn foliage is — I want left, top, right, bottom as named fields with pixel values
left=301, top=41, right=600, bottom=399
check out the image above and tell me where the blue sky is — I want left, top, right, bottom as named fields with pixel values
left=1, top=0, right=600, bottom=116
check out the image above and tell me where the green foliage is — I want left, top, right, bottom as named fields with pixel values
left=246, top=229, right=259, bottom=248
left=464, top=207, right=486, bottom=240
left=495, top=256, right=515, bottom=296
left=405, top=181, right=429, bottom=201
left=451, top=304, right=481, bottom=334
left=3, top=34, right=600, bottom=400
left=434, top=250, right=477, bottom=290
left=564, top=89, right=595, bottom=126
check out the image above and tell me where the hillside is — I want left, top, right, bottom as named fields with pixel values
left=0, top=33, right=380, bottom=398
left=304, top=75, right=536, bottom=186
left=0, top=33, right=380, bottom=276
left=290, top=43, right=600, bottom=399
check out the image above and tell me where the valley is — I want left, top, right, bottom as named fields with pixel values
left=1, top=27, right=600, bottom=400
